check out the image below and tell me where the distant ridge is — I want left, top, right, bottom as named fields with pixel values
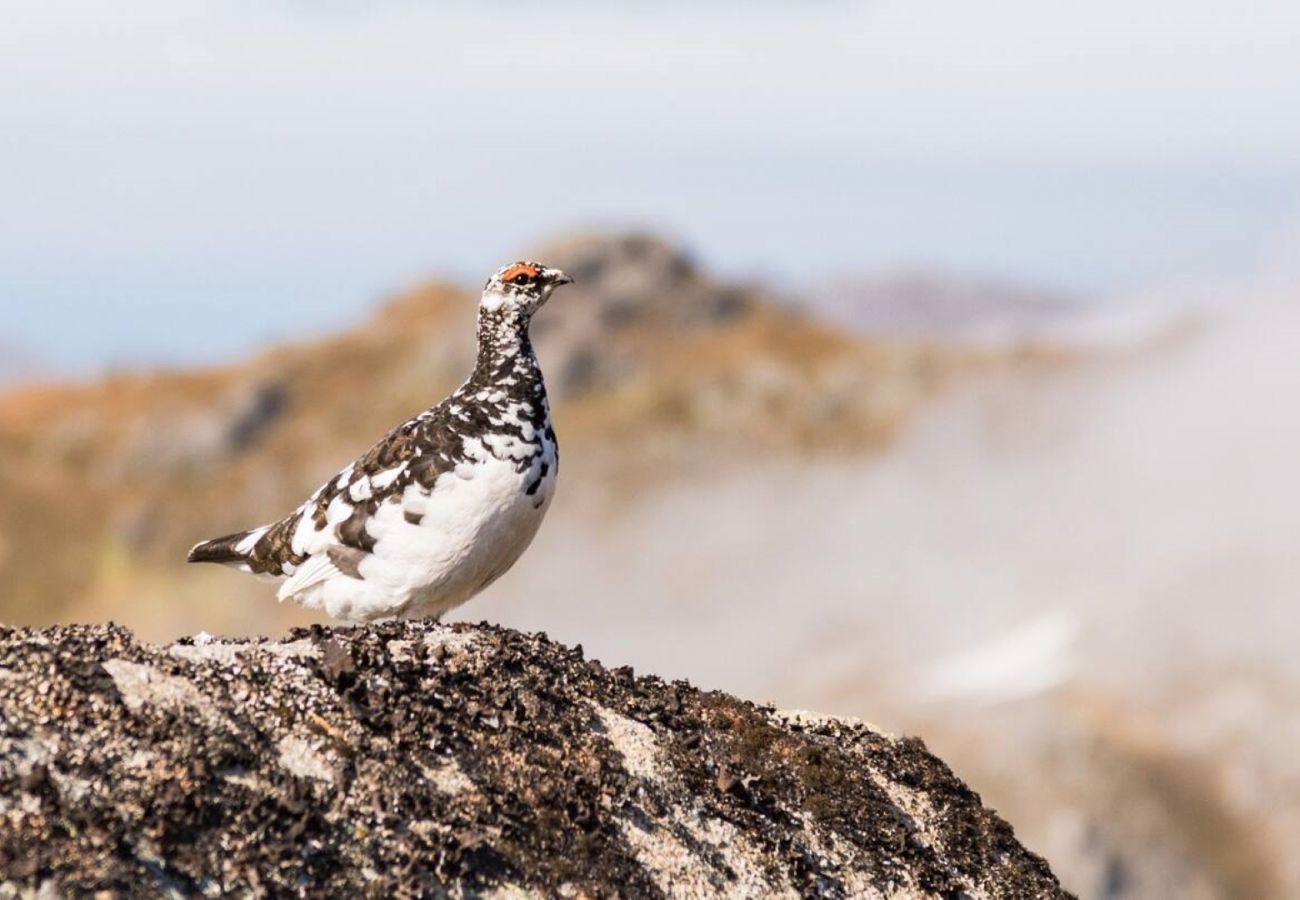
left=0, top=233, right=1034, bottom=629
left=810, top=269, right=1084, bottom=346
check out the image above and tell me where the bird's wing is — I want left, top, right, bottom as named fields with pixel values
left=275, top=552, right=339, bottom=600
left=190, top=403, right=464, bottom=577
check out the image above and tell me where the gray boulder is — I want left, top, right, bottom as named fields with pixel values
left=0, top=622, right=1065, bottom=898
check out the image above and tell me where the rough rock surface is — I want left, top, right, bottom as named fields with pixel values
left=0, top=622, right=1065, bottom=898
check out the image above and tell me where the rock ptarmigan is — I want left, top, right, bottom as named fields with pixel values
left=187, top=261, right=572, bottom=622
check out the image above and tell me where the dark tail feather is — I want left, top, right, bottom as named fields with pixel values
left=187, top=531, right=253, bottom=565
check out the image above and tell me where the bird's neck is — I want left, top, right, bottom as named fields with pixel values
left=468, top=306, right=542, bottom=392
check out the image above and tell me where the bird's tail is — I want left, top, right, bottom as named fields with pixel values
left=187, top=528, right=264, bottom=567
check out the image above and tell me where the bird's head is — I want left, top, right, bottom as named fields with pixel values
left=481, top=261, right=573, bottom=317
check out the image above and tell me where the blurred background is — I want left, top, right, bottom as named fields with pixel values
left=3, top=2, right=1299, bottom=897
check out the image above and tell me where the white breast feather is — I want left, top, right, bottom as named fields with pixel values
left=276, top=428, right=556, bottom=622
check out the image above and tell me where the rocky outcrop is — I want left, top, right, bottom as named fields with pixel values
left=0, top=622, right=1064, bottom=898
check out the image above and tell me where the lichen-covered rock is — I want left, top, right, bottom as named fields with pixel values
left=0, top=622, right=1065, bottom=898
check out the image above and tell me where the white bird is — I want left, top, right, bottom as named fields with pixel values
left=188, top=261, right=572, bottom=622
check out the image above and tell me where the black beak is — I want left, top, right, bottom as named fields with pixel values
left=543, top=267, right=573, bottom=287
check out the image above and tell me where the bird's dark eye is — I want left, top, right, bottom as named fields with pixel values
left=512, top=273, right=533, bottom=285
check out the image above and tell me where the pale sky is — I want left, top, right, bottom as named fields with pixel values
left=3, top=1, right=1299, bottom=370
